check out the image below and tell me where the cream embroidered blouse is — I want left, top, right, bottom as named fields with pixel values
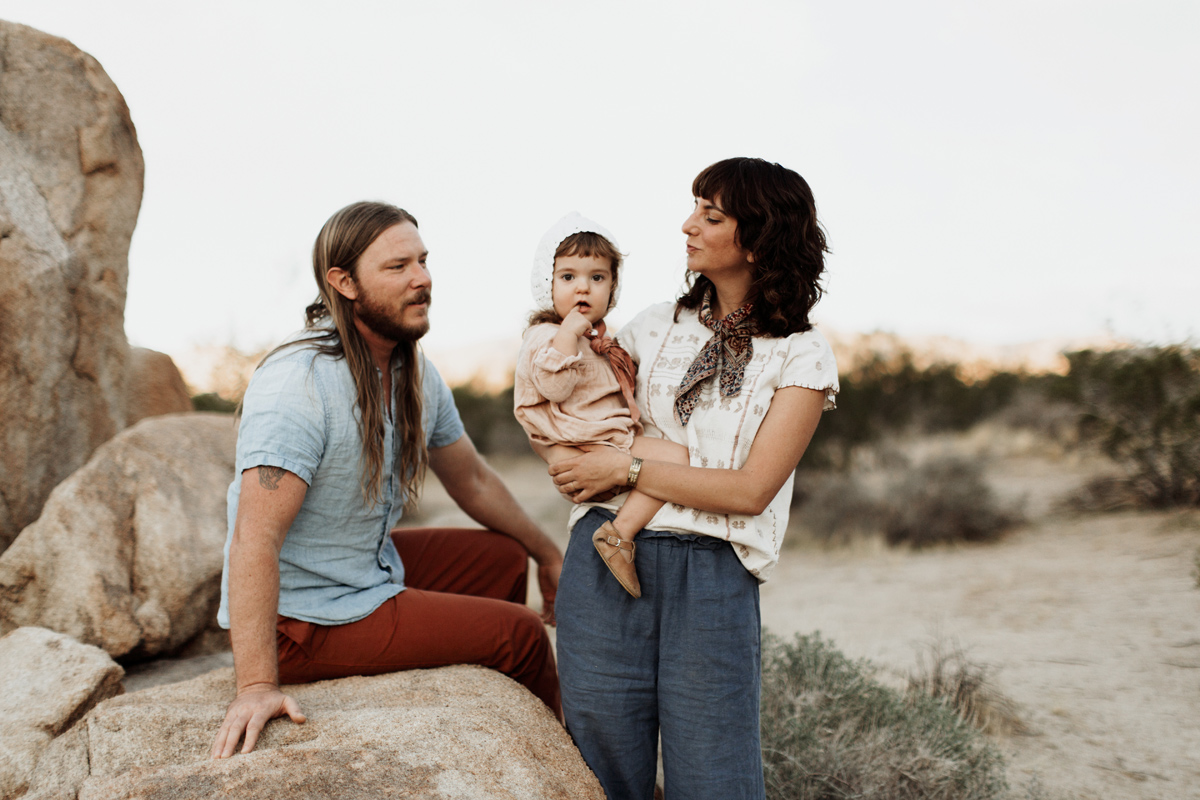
left=568, top=302, right=838, bottom=582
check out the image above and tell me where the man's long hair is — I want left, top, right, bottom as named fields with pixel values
left=264, top=201, right=428, bottom=511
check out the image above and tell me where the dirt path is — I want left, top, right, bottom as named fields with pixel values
left=763, top=510, right=1200, bottom=800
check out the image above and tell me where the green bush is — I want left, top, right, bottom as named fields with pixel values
left=882, top=457, right=1023, bottom=547
left=450, top=384, right=530, bottom=456
left=760, top=632, right=1008, bottom=800
left=1056, top=346, right=1200, bottom=507
left=191, top=392, right=238, bottom=414
left=804, top=353, right=1037, bottom=471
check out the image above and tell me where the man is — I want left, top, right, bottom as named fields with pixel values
left=210, top=202, right=563, bottom=759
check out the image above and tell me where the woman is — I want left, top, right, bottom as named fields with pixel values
left=550, top=157, right=839, bottom=799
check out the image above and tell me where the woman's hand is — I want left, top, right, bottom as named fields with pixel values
left=548, top=447, right=630, bottom=503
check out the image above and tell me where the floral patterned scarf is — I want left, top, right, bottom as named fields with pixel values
left=673, top=290, right=757, bottom=426
left=587, top=320, right=640, bottom=425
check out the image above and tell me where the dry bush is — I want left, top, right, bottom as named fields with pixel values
left=1059, top=475, right=1143, bottom=514
left=791, top=457, right=1024, bottom=548
left=883, top=457, right=1024, bottom=547
left=760, top=632, right=1008, bottom=800
left=1059, top=346, right=1200, bottom=507
left=804, top=351, right=1040, bottom=471
left=791, top=472, right=888, bottom=543
left=991, top=387, right=1079, bottom=448
left=907, top=639, right=1025, bottom=736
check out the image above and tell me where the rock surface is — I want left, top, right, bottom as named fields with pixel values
left=125, top=348, right=194, bottom=426
left=0, top=414, right=236, bottom=659
left=0, top=20, right=144, bottom=552
left=0, top=627, right=124, bottom=800
left=27, top=665, right=604, bottom=800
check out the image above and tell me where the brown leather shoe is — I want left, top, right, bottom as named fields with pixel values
left=592, top=521, right=641, bottom=598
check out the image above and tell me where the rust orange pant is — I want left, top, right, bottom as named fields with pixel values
left=275, top=527, right=560, bottom=717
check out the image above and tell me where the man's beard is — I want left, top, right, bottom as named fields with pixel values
left=353, top=288, right=432, bottom=343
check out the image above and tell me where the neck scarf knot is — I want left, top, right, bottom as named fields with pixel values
left=673, top=291, right=757, bottom=426
left=587, top=320, right=640, bottom=425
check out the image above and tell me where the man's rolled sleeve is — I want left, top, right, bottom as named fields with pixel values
left=237, top=355, right=327, bottom=484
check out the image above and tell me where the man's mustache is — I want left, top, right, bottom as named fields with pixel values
left=406, top=289, right=432, bottom=307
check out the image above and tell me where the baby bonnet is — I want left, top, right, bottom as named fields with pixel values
left=530, top=211, right=622, bottom=311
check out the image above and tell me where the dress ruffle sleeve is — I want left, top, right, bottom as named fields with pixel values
left=779, top=329, right=839, bottom=411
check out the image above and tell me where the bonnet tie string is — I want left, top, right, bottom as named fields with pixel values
left=587, top=320, right=640, bottom=426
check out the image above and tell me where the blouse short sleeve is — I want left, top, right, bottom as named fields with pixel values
left=780, top=329, right=840, bottom=411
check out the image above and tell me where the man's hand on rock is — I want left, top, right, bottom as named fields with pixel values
left=210, top=682, right=306, bottom=759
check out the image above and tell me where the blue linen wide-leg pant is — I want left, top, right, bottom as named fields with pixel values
left=557, top=508, right=765, bottom=800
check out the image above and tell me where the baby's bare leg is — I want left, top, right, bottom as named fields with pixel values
left=610, top=436, right=690, bottom=539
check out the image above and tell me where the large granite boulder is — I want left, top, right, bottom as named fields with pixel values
left=0, top=414, right=236, bottom=659
left=27, top=665, right=604, bottom=800
left=125, top=348, right=194, bottom=426
left=0, top=627, right=124, bottom=800
left=0, top=20, right=144, bottom=552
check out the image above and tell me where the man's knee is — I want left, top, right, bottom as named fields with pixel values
left=506, top=605, right=552, bottom=657
left=488, top=531, right=529, bottom=568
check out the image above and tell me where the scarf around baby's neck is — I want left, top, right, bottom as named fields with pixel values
left=673, top=289, right=758, bottom=426
left=586, top=320, right=639, bottom=425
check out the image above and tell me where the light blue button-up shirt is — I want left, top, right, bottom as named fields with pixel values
left=217, top=334, right=464, bottom=627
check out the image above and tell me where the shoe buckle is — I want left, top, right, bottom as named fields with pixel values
left=605, top=535, right=622, bottom=548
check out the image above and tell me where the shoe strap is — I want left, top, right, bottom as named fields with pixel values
left=604, top=535, right=635, bottom=553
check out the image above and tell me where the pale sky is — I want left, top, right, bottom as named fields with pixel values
left=6, top=1, right=1198, bottom=376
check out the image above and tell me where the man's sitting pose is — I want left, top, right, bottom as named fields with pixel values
left=210, top=201, right=564, bottom=759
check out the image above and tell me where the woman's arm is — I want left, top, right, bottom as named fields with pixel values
left=549, top=385, right=825, bottom=516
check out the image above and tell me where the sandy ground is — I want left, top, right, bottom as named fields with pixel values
left=125, top=443, right=1200, bottom=799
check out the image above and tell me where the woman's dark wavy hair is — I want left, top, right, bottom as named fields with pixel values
left=675, top=157, right=829, bottom=337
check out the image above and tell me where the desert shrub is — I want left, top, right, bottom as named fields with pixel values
left=760, top=631, right=1008, bottom=800
left=907, top=639, right=1024, bottom=736
left=990, top=384, right=1079, bottom=446
left=882, top=457, right=1023, bottom=547
left=805, top=353, right=1037, bottom=471
left=791, top=472, right=887, bottom=543
left=1059, top=475, right=1143, bottom=514
left=450, top=384, right=530, bottom=456
left=790, top=458, right=1022, bottom=548
left=1056, top=346, right=1200, bottom=507
left=191, top=392, right=238, bottom=413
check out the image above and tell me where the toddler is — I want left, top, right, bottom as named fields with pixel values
left=514, top=212, right=688, bottom=598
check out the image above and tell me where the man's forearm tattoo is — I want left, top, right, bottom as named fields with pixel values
left=258, top=466, right=286, bottom=491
